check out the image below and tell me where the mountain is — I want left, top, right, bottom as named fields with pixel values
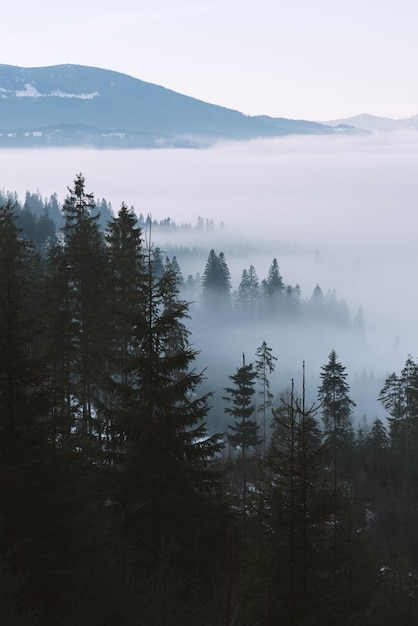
left=0, top=64, right=347, bottom=148
left=324, top=113, right=418, bottom=131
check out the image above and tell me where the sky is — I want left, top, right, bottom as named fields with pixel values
left=2, top=0, right=418, bottom=120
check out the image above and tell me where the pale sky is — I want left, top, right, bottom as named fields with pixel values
left=2, top=0, right=418, bottom=121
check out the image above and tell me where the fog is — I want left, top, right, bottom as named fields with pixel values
left=2, top=130, right=418, bottom=426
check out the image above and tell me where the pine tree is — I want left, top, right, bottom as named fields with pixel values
left=59, top=173, right=110, bottom=452
left=170, top=255, right=184, bottom=288
left=379, top=371, right=406, bottom=473
left=378, top=357, right=418, bottom=578
left=105, top=202, right=145, bottom=378
left=201, top=249, right=231, bottom=315
left=0, top=199, right=48, bottom=465
left=235, top=268, right=250, bottom=311
left=224, top=356, right=260, bottom=459
left=317, top=349, right=359, bottom=611
left=378, top=356, right=418, bottom=485
left=364, top=418, right=390, bottom=489
left=0, top=199, right=73, bottom=621
left=235, top=264, right=259, bottom=318
left=44, top=240, right=77, bottom=452
left=103, top=202, right=146, bottom=462
left=260, top=382, right=333, bottom=624
left=262, top=258, right=284, bottom=303
left=255, top=340, right=277, bottom=454
left=109, top=237, right=227, bottom=606
left=318, top=350, right=355, bottom=479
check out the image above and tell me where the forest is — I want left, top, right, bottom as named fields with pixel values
left=1, top=173, right=418, bottom=625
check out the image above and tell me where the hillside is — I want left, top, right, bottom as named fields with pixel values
left=0, top=64, right=345, bottom=148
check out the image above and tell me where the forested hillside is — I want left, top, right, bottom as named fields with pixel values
left=1, top=176, right=418, bottom=624
left=0, top=64, right=342, bottom=148
left=1, top=185, right=353, bottom=331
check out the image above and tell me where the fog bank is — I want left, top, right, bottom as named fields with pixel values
left=1, top=131, right=417, bottom=419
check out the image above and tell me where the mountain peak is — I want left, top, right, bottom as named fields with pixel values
left=0, top=63, right=350, bottom=148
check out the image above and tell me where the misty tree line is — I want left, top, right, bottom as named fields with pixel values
left=1, top=174, right=418, bottom=625
left=196, top=250, right=353, bottom=329
left=1, top=186, right=359, bottom=332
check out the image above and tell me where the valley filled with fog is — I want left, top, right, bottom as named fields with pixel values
left=2, top=130, right=418, bottom=426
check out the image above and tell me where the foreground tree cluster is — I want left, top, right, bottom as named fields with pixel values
left=1, top=175, right=418, bottom=625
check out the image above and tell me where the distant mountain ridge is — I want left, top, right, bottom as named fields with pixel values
left=0, top=64, right=352, bottom=148
left=324, top=113, right=418, bottom=131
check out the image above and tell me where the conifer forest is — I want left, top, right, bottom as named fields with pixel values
left=2, top=174, right=418, bottom=625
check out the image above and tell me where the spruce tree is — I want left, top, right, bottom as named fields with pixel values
left=170, top=255, right=184, bottom=288
left=0, top=199, right=72, bottom=621
left=255, top=340, right=277, bottom=454
left=44, top=241, right=76, bottom=451
left=235, top=264, right=259, bottom=318
left=224, top=357, right=260, bottom=459
left=318, top=349, right=355, bottom=477
left=103, top=202, right=146, bottom=462
left=201, top=249, right=231, bottom=315
left=260, top=383, right=333, bottom=624
left=60, top=173, right=110, bottom=452
left=109, top=238, right=227, bottom=610
left=262, top=258, right=284, bottom=298
left=104, top=203, right=146, bottom=370
left=0, top=199, right=47, bottom=465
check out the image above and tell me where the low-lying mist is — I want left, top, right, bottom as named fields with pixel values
left=2, top=130, right=418, bottom=426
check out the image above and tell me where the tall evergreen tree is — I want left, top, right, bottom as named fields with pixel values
left=61, top=174, right=110, bottom=450
left=318, top=350, right=355, bottom=475
left=259, top=383, right=334, bottom=624
left=103, top=202, right=146, bottom=462
left=224, top=356, right=260, bottom=459
left=309, top=283, right=325, bottom=323
left=255, top=340, right=277, bottom=454
left=378, top=357, right=418, bottom=576
left=0, top=199, right=47, bottom=464
left=44, top=240, right=77, bottom=451
left=378, top=357, right=418, bottom=485
left=201, top=249, right=231, bottom=315
left=109, top=237, right=227, bottom=614
left=235, top=264, right=259, bottom=318
left=235, top=268, right=250, bottom=310
left=262, top=258, right=284, bottom=304
left=317, top=349, right=357, bottom=604
left=0, top=199, right=74, bottom=621
left=105, top=202, right=145, bottom=381
left=170, top=255, right=184, bottom=288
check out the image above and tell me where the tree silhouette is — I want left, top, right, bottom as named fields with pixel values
left=224, top=356, right=260, bottom=459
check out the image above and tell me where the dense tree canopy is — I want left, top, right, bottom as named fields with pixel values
left=3, top=179, right=418, bottom=625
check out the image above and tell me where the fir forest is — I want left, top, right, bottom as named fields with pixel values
left=3, top=172, right=418, bottom=626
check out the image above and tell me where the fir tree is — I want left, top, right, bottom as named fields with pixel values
left=262, top=258, right=284, bottom=301
left=0, top=199, right=48, bottom=465
left=109, top=237, right=227, bottom=604
left=224, top=356, right=260, bottom=459
left=235, top=264, right=259, bottom=318
left=260, top=382, right=333, bottom=624
left=255, top=340, right=277, bottom=454
left=0, top=199, right=73, bottom=621
left=103, top=202, right=146, bottom=462
left=59, top=173, right=110, bottom=452
left=318, top=350, right=355, bottom=471
left=201, top=249, right=231, bottom=315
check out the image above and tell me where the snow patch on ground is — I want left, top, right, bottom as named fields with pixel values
left=11, top=83, right=100, bottom=99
